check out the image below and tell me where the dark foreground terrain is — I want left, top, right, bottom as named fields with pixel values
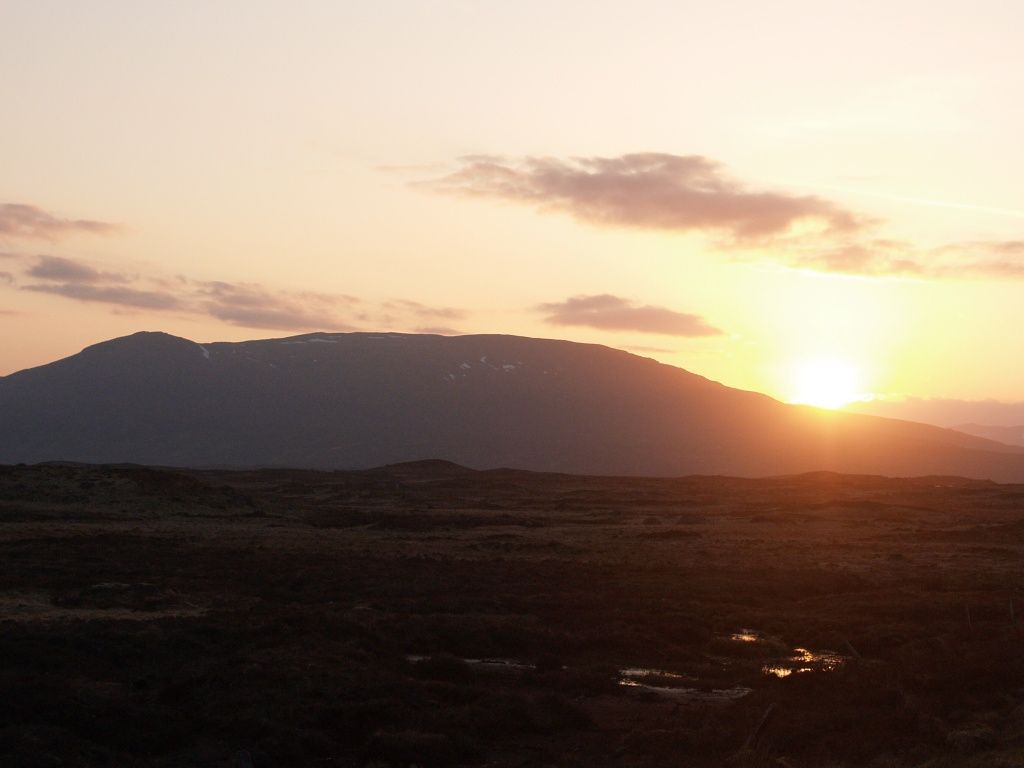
left=3, top=462, right=1024, bottom=767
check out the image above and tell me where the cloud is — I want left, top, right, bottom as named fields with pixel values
left=537, top=294, right=722, bottom=337
left=383, top=299, right=465, bottom=320
left=795, top=238, right=1024, bottom=278
left=27, top=255, right=129, bottom=283
left=419, top=151, right=1024, bottom=280
left=422, top=153, right=864, bottom=241
left=195, top=281, right=358, bottom=331
left=22, top=283, right=183, bottom=310
left=795, top=240, right=926, bottom=276
left=15, top=264, right=468, bottom=332
left=0, top=204, right=118, bottom=241
left=0, top=252, right=468, bottom=332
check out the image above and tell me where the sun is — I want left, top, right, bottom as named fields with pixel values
left=789, top=357, right=865, bottom=410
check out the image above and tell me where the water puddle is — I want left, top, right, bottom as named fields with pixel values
left=762, top=665, right=799, bottom=678
left=465, top=658, right=533, bottom=672
left=618, top=678, right=751, bottom=702
left=725, top=628, right=846, bottom=678
left=617, top=667, right=749, bottom=702
left=619, top=668, right=691, bottom=681
left=729, top=629, right=763, bottom=643
left=406, top=655, right=534, bottom=673
left=762, top=647, right=845, bottom=678
left=407, top=653, right=761, bottom=703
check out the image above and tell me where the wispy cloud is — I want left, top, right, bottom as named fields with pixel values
left=196, top=281, right=358, bottom=331
left=11, top=254, right=466, bottom=333
left=795, top=238, right=1024, bottom=278
left=382, top=299, right=465, bottom=320
left=421, top=151, right=1024, bottom=280
left=27, top=255, right=129, bottom=283
left=421, top=153, right=865, bottom=241
left=537, top=294, right=722, bottom=337
left=0, top=204, right=118, bottom=241
left=23, top=282, right=184, bottom=310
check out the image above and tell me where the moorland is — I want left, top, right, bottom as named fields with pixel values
left=3, top=460, right=1024, bottom=767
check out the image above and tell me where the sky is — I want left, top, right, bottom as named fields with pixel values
left=2, top=0, right=1023, bottom=417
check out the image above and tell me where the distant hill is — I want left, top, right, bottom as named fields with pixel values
left=953, top=423, right=1024, bottom=447
left=850, top=398, right=1024, bottom=429
left=3, top=331, right=1024, bottom=480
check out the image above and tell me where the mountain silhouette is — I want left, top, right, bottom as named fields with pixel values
left=952, top=423, right=1024, bottom=447
left=3, top=331, right=1024, bottom=479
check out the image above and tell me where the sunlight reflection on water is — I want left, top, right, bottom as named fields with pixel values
left=762, top=647, right=845, bottom=677
left=618, top=678, right=752, bottom=702
left=617, top=667, right=749, bottom=702
left=619, top=668, right=689, bottom=680
left=730, top=629, right=762, bottom=643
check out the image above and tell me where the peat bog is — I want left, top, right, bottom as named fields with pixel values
left=3, top=461, right=1024, bottom=767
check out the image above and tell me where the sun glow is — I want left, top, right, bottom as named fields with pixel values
left=789, top=357, right=865, bottom=410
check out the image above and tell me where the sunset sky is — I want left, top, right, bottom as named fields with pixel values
left=2, top=1, right=1023, bottom=415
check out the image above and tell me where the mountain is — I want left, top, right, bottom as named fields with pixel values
left=850, top=398, right=1024, bottom=429
left=3, top=330, right=1024, bottom=479
left=953, top=423, right=1024, bottom=447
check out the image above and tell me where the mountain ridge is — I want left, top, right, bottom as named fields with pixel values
left=3, top=330, right=1024, bottom=480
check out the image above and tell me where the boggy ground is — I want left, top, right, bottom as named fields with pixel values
left=3, top=461, right=1024, bottom=767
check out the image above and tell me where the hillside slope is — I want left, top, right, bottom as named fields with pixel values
left=2, top=331, right=1023, bottom=479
